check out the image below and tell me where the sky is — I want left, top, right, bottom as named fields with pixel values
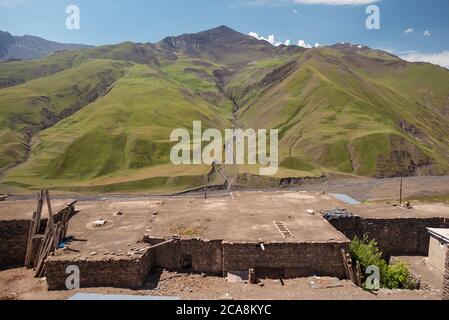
left=0, top=0, right=448, bottom=68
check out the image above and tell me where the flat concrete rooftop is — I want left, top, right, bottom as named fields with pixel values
left=148, top=191, right=348, bottom=243
left=55, top=192, right=352, bottom=259
left=0, top=199, right=74, bottom=220
left=3, top=191, right=449, bottom=260
left=350, top=203, right=449, bottom=219
left=23, top=192, right=354, bottom=259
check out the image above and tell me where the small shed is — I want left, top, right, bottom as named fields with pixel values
left=427, top=228, right=449, bottom=274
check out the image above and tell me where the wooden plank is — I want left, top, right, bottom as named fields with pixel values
left=32, top=191, right=77, bottom=277
left=34, top=224, right=51, bottom=270
left=45, top=190, right=58, bottom=249
left=34, top=226, right=49, bottom=269
left=62, top=206, right=74, bottom=240
left=356, top=261, right=363, bottom=287
left=24, top=211, right=37, bottom=268
left=35, top=191, right=44, bottom=233
left=64, top=200, right=78, bottom=208
left=340, top=249, right=351, bottom=280
left=35, top=236, right=54, bottom=278
left=346, top=253, right=357, bottom=285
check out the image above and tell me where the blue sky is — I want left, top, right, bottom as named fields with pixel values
left=1, top=0, right=448, bottom=67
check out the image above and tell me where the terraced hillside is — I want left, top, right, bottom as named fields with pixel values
left=1, top=26, right=449, bottom=193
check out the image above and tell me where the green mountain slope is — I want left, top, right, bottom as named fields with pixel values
left=228, top=45, right=449, bottom=178
left=1, top=27, right=449, bottom=193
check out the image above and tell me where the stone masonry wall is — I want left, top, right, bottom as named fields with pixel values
left=0, top=207, right=76, bottom=269
left=145, top=237, right=223, bottom=275
left=329, top=217, right=449, bottom=257
left=443, top=248, right=449, bottom=300
left=0, top=220, right=32, bottom=268
left=222, top=241, right=348, bottom=279
left=45, top=250, right=154, bottom=290
left=144, top=237, right=349, bottom=279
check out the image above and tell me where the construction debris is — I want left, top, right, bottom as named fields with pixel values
left=249, top=269, right=257, bottom=285
left=94, top=219, right=107, bottom=227
left=403, top=201, right=413, bottom=210
left=340, top=249, right=362, bottom=288
left=23, top=190, right=77, bottom=278
left=322, top=209, right=353, bottom=221
left=226, top=271, right=247, bottom=283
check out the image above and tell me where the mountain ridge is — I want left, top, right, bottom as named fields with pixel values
left=0, top=30, right=92, bottom=61
left=1, top=26, right=449, bottom=193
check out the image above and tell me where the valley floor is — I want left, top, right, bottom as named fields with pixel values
left=3, top=175, right=449, bottom=205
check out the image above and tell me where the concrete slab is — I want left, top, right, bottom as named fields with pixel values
left=350, top=203, right=449, bottom=219
left=53, top=200, right=160, bottom=258
left=148, top=191, right=349, bottom=243
left=34, top=192, right=350, bottom=261
left=0, top=199, right=75, bottom=220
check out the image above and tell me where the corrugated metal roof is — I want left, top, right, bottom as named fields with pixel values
left=69, top=293, right=180, bottom=301
left=428, top=228, right=449, bottom=244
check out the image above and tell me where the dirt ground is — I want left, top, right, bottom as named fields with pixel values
left=299, top=176, right=449, bottom=203
left=4, top=176, right=449, bottom=204
left=395, top=256, right=444, bottom=292
left=0, top=267, right=442, bottom=301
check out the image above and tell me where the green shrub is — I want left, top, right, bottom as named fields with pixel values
left=385, top=261, right=414, bottom=289
left=349, top=236, right=413, bottom=290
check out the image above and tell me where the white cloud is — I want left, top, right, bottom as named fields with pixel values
left=296, top=40, right=322, bottom=48
left=249, top=32, right=292, bottom=46
left=297, top=40, right=312, bottom=48
left=423, top=30, right=432, bottom=37
left=401, top=51, right=449, bottom=69
left=404, top=28, right=414, bottom=34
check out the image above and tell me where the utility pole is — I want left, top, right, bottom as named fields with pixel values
left=399, top=178, right=403, bottom=205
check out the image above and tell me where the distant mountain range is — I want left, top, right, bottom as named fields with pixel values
left=1, top=26, right=449, bottom=193
left=0, top=31, right=91, bottom=61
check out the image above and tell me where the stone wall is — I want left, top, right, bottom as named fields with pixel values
left=0, top=206, right=76, bottom=269
left=222, top=241, right=348, bottom=279
left=443, top=248, right=449, bottom=300
left=145, top=237, right=223, bottom=275
left=45, top=250, right=154, bottom=290
left=144, top=236, right=348, bottom=279
left=0, top=220, right=31, bottom=268
left=329, top=217, right=449, bottom=257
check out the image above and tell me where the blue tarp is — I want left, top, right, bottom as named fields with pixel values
left=329, top=193, right=361, bottom=205
left=69, top=293, right=180, bottom=301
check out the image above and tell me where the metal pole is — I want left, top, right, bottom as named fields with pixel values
left=399, top=178, right=403, bottom=205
